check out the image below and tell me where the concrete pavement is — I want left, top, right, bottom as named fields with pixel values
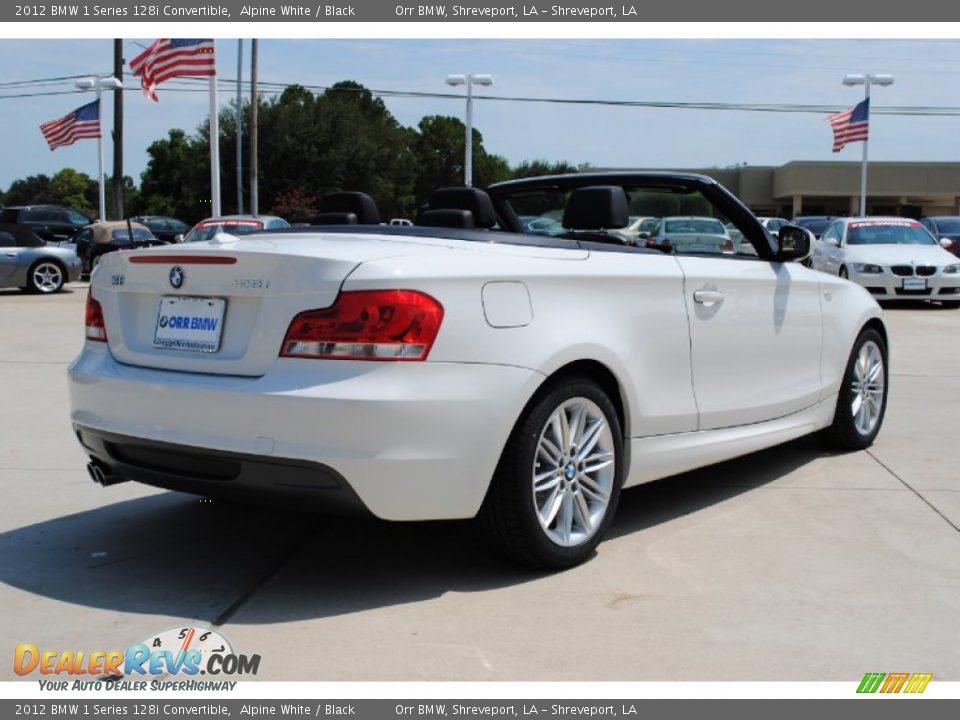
left=1, top=284, right=958, bottom=681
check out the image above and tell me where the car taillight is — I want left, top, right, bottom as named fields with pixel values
left=722, top=239, right=735, bottom=254
left=85, top=290, right=107, bottom=342
left=280, top=290, right=444, bottom=361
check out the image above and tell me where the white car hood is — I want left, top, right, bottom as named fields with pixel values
left=843, top=243, right=957, bottom=267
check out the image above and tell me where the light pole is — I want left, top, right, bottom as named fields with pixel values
left=842, top=73, right=894, bottom=217
left=445, top=73, right=493, bottom=187
left=75, top=76, right=123, bottom=222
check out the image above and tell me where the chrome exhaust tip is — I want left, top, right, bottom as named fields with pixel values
left=86, top=460, right=125, bottom=487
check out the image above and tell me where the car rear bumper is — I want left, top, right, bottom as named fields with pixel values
left=68, top=345, right=544, bottom=520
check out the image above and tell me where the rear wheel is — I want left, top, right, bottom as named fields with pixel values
left=480, top=377, right=623, bottom=569
left=25, top=260, right=65, bottom=293
left=819, top=328, right=888, bottom=450
left=941, top=300, right=960, bottom=309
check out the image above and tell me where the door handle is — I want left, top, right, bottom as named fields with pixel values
left=5, top=253, right=16, bottom=258
left=693, top=289, right=725, bottom=306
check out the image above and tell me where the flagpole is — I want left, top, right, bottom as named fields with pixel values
left=96, top=87, right=106, bottom=222
left=209, top=40, right=221, bottom=218
left=859, top=78, right=870, bottom=217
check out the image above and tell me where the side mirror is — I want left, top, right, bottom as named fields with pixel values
left=173, top=233, right=184, bottom=243
left=776, top=225, right=811, bottom=262
left=637, top=231, right=650, bottom=240
left=824, top=236, right=839, bottom=247
left=939, top=237, right=954, bottom=250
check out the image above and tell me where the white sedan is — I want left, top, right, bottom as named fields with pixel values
left=810, top=217, right=960, bottom=307
left=68, top=174, right=888, bottom=568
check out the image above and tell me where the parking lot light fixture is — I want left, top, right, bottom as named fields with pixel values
left=75, top=76, right=123, bottom=222
left=445, top=73, right=494, bottom=187
left=842, top=73, right=894, bottom=216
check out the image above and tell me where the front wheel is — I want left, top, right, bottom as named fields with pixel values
left=480, top=376, right=624, bottom=569
left=26, top=261, right=65, bottom=293
left=819, top=328, right=888, bottom=450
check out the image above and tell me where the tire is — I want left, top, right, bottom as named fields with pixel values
left=480, top=376, right=624, bottom=569
left=25, top=260, right=66, bottom=294
left=819, top=328, right=888, bottom=450
left=839, top=266, right=849, bottom=279
left=941, top=301, right=960, bottom=309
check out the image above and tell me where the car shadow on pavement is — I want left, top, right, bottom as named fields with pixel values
left=0, top=436, right=826, bottom=625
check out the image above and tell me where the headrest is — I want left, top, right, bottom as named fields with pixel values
left=311, top=212, right=358, bottom=225
left=427, top=187, right=496, bottom=228
left=317, top=192, right=380, bottom=224
left=418, top=209, right=475, bottom=229
left=562, top=186, right=630, bottom=230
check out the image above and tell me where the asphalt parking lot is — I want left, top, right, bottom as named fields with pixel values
left=2, top=281, right=959, bottom=681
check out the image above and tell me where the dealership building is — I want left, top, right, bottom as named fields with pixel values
left=629, top=161, right=960, bottom=219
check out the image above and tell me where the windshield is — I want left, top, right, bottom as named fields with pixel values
left=796, top=218, right=831, bottom=235
left=664, top=218, right=726, bottom=235
left=847, top=221, right=936, bottom=246
left=934, top=219, right=960, bottom=234
left=111, top=228, right=155, bottom=243
left=185, top=220, right=264, bottom=243
left=501, top=184, right=749, bottom=255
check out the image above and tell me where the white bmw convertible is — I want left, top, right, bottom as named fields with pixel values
left=68, top=174, right=889, bottom=568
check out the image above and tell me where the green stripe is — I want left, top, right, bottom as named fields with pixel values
left=857, top=672, right=885, bottom=693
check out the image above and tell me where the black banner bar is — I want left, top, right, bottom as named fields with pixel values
left=3, top=0, right=960, bottom=23
left=1, top=699, right=960, bottom=720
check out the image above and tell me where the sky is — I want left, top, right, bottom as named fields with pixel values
left=1, top=38, right=959, bottom=190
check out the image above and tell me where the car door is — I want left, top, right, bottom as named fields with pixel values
left=0, top=231, right=20, bottom=280
left=675, top=252, right=823, bottom=430
left=817, top=222, right=844, bottom=275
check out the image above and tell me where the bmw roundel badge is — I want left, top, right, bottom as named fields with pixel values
left=169, top=266, right=185, bottom=289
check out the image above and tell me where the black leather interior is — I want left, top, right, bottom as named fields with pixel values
left=311, top=212, right=359, bottom=225
left=562, top=186, right=630, bottom=230
left=419, top=209, right=476, bottom=229
left=313, top=192, right=381, bottom=225
left=427, top=188, right=497, bottom=228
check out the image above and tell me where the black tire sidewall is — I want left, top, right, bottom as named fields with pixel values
left=28, top=260, right=65, bottom=293
left=486, top=376, right=625, bottom=568
left=829, top=328, right=888, bottom=449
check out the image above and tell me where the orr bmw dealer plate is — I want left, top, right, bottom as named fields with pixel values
left=153, top=296, right=226, bottom=353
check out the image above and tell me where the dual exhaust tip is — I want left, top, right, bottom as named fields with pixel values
left=86, top=461, right=126, bottom=487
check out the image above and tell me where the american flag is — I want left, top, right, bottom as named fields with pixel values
left=827, top=98, right=870, bottom=152
left=129, top=38, right=216, bottom=102
left=39, top=100, right=101, bottom=151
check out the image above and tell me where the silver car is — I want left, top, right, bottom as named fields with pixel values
left=647, top=216, right=735, bottom=254
left=0, top=223, right=82, bottom=293
left=183, top=215, right=290, bottom=243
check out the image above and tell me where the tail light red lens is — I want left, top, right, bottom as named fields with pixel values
left=281, top=290, right=444, bottom=361
left=85, top=290, right=107, bottom=342
left=722, top=239, right=735, bottom=254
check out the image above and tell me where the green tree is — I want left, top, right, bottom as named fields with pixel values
left=139, top=129, right=208, bottom=222
left=50, top=168, right=98, bottom=216
left=411, top=115, right=510, bottom=204
left=3, top=174, right=54, bottom=206
left=511, top=159, right=579, bottom=179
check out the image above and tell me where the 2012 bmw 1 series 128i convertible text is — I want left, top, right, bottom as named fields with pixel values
left=68, top=174, right=888, bottom=568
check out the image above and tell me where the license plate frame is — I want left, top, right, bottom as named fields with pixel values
left=902, top=277, right=927, bottom=291
left=153, top=296, right=226, bottom=353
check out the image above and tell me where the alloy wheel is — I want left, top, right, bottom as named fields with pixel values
left=532, top=397, right=616, bottom=547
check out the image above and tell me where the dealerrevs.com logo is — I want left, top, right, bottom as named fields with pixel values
left=857, top=672, right=933, bottom=694
left=15, top=626, right=260, bottom=691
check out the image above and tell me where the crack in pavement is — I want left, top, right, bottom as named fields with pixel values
left=867, top=449, right=960, bottom=534
left=210, top=529, right=317, bottom=627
